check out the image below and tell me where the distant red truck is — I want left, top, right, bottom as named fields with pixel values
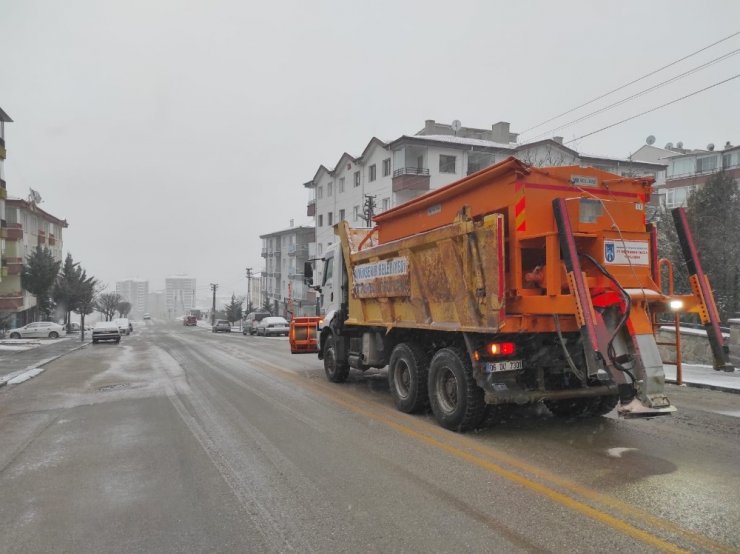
left=184, top=315, right=197, bottom=326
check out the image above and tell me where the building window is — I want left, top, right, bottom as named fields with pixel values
left=369, top=164, right=376, bottom=182
left=318, top=243, right=323, bottom=255
left=354, top=205, right=360, bottom=221
left=317, top=186, right=323, bottom=199
left=439, top=155, right=457, bottom=174
left=318, top=214, right=323, bottom=227
left=328, top=182, right=333, bottom=197
left=382, top=197, right=390, bottom=211
left=339, top=177, right=345, bottom=193
left=354, top=171, right=360, bottom=187
left=383, top=158, right=391, bottom=177
left=696, top=155, right=717, bottom=174
left=339, top=208, right=345, bottom=221
left=723, top=153, right=733, bottom=170
left=328, top=211, right=333, bottom=225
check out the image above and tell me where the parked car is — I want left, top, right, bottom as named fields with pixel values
left=8, top=321, right=66, bottom=339
left=184, top=315, right=197, bottom=326
left=255, top=316, right=289, bottom=337
left=114, top=318, right=132, bottom=335
left=212, top=320, right=232, bottom=333
left=243, top=310, right=271, bottom=335
left=143, top=313, right=151, bottom=320
left=92, top=321, right=121, bottom=344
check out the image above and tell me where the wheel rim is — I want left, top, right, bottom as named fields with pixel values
left=436, top=367, right=458, bottom=414
left=394, top=360, right=411, bottom=399
left=326, top=347, right=336, bottom=376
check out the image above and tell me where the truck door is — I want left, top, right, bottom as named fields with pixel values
left=321, top=250, right=336, bottom=311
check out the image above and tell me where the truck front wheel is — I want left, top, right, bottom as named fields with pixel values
left=428, top=347, right=486, bottom=432
left=388, top=342, right=430, bottom=413
left=323, top=334, right=350, bottom=383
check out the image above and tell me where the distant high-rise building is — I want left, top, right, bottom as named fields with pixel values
left=147, top=291, right=165, bottom=319
left=165, top=275, right=196, bottom=318
left=115, top=279, right=149, bottom=318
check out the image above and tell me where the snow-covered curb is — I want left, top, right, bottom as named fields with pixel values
left=7, top=367, right=46, bottom=384
left=0, top=341, right=89, bottom=388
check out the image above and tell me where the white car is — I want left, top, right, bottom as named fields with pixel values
left=8, top=321, right=65, bottom=339
left=92, top=321, right=121, bottom=344
left=255, top=316, right=289, bottom=337
left=114, top=318, right=132, bottom=335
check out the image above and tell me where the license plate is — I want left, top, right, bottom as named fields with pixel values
left=485, top=360, right=523, bottom=373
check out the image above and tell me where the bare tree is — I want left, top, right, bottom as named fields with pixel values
left=96, top=292, right=122, bottom=321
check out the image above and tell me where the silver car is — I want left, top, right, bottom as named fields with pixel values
left=255, top=316, right=289, bottom=337
left=8, top=321, right=65, bottom=339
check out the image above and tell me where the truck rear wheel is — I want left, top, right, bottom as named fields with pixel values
left=428, top=347, right=486, bottom=432
left=388, top=342, right=430, bottom=413
left=323, top=334, right=350, bottom=383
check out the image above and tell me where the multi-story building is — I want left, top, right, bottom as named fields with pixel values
left=0, top=198, right=68, bottom=326
left=116, top=279, right=149, bottom=319
left=0, top=107, right=12, bottom=290
left=633, top=140, right=740, bottom=209
left=260, top=222, right=316, bottom=317
left=147, top=291, right=165, bottom=319
left=305, top=119, right=665, bottom=281
left=165, top=275, right=196, bottom=319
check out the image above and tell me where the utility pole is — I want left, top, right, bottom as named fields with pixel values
left=360, top=194, right=377, bottom=225
left=245, top=267, right=253, bottom=313
left=210, top=283, right=218, bottom=325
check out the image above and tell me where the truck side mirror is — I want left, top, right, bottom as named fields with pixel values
left=304, top=261, right=313, bottom=286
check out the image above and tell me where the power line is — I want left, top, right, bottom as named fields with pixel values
left=520, top=30, right=740, bottom=136
left=564, top=74, right=740, bottom=145
left=526, top=48, right=740, bottom=143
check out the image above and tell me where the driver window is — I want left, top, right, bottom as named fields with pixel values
left=322, top=254, right=334, bottom=286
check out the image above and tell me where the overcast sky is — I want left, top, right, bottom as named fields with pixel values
left=1, top=1, right=738, bottom=304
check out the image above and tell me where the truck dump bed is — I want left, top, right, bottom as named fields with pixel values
left=338, top=213, right=505, bottom=333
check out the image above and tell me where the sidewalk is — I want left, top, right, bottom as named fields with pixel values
left=664, top=363, right=740, bottom=393
left=0, top=336, right=89, bottom=387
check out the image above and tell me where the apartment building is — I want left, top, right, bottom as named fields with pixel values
left=147, top=291, right=165, bottom=319
left=0, top=198, right=68, bottom=326
left=116, top=279, right=149, bottom=318
left=260, top=222, right=316, bottom=317
left=0, top=107, right=11, bottom=291
left=633, top=140, right=740, bottom=209
left=305, top=119, right=665, bottom=280
left=165, top=275, right=196, bottom=318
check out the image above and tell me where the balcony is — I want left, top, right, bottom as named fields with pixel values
left=2, top=256, right=23, bottom=276
left=261, top=248, right=268, bottom=258
left=307, top=199, right=316, bottom=217
left=0, top=291, right=23, bottom=311
left=392, top=167, right=431, bottom=193
left=38, top=230, right=47, bottom=245
left=0, top=222, right=22, bottom=241
left=48, top=233, right=56, bottom=246
left=0, top=178, right=6, bottom=199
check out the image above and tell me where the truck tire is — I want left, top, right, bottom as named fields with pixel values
left=388, top=342, right=430, bottom=413
left=428, top=347, right=486, bottom=432
left=323, top=334, right=350, bottom=383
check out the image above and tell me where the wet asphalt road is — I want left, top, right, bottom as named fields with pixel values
left=1, top=320, right=739, bottom=553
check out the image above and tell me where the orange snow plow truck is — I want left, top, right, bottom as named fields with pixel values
left=290, top=157, right=733, bottom=432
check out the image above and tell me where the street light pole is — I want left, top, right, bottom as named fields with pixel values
left=210, top=283, right=218, bottom=325
left=245, top=267, right=253, bottom=313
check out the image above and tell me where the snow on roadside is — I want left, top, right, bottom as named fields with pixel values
left=7, top=367, right=46, bottom=385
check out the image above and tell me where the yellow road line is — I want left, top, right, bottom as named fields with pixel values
left=241, top=357, right=689, bottom=553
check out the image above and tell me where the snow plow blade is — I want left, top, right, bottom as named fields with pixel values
left=289, top=317, right=321, bottom=354
left=618, top=398, right=676, bottom=418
